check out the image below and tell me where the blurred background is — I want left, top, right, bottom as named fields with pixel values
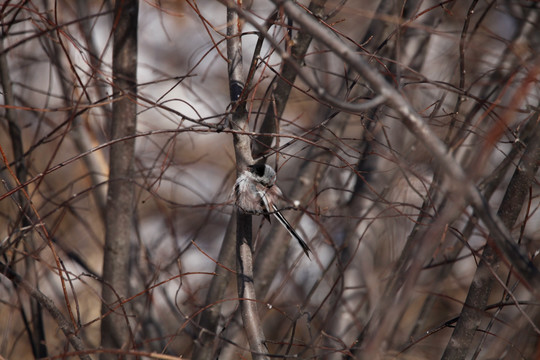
left=0, top=0, right=539, bottom=359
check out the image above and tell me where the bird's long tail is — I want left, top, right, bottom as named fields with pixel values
left=271, top=204, right=312, bottom=259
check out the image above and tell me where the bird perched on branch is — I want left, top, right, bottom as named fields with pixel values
left=233, top=163, right=311, bottom=259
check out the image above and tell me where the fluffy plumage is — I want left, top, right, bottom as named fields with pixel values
left=233, top=164, right=311, bottom=258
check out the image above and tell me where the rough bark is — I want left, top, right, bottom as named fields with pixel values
left=100, top=0, right=139, bottom=357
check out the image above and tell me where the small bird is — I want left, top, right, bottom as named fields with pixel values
left=233, top=163, right=311, bottom=258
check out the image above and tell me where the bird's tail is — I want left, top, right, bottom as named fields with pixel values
left=272, top=204, right=312, bottom=259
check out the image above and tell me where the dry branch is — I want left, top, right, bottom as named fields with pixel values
left=0, top=262, right=91, bottom=360
left=226, top=1, right=268, bottom=359
left=271, top=0, right=539, bottom=295
left=442, top=113, right=540, bottom=360
left=101, top=0, right=139, bottom=355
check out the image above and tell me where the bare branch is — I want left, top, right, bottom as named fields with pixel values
left=101, top=0, right=139, bottom=355
left=0, top=261, right=91, bottom=360
left=226, top=1, right=268, bottom=358
left=271, top=0, right=540, bottom=294
left=442, top=112, right=540, bottom=360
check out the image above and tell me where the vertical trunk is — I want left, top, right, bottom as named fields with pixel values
left=100, top=0, right=138, bottom=357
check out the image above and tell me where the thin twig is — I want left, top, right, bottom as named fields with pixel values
left=0, top=261, right=91, bottom=360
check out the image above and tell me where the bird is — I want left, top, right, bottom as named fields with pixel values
left=233, top=163, right=311, bottom=259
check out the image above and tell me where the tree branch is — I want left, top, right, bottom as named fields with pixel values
left=442, top=112, right=540, bottom=360
left=226, top=1, right=268, bottom=358
left=101, top=0, right=139, bottom=355
left=0, top=261, right=91, bottom=360
left=271, top=0, right=540, bottom=294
